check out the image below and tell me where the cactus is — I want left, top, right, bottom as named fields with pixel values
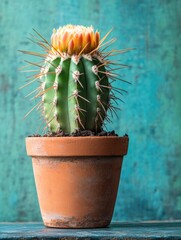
left=20, top=25, right=131, bottom=134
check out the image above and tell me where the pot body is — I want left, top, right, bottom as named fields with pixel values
left=26, top=136, right=129, bottom=228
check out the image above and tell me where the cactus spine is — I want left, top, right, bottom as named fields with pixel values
left=21, top=25, right=130, bottom=134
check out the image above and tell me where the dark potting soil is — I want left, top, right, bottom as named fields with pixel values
left=29, top=130, right=124, bottom=137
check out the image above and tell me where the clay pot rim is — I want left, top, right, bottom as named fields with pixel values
left=26, top=135, right=129, bottom=157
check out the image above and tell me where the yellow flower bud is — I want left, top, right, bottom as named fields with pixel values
left=51, top=25, right=100, bottom=55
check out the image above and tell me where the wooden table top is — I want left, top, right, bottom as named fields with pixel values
left=0, top=221, right=181, bottom=239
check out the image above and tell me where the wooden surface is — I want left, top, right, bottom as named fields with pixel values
left=0, top=0, right=181, bottom=222
left=0, top=222, right=181, bottom=239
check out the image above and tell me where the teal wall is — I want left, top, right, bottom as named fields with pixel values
left=0, top=0, right=181, bottom=222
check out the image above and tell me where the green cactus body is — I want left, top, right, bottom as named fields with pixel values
left=21, top=25, right=129, bottom=134
left=43, top=54, right=110, bottom=134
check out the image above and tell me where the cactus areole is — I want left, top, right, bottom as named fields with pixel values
left=21, top=25, right=130, bottom=134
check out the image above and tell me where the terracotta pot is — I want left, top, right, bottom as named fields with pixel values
left=26, top=136, right=129, bottom=228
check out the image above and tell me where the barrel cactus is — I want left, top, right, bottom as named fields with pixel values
left=20, top=25, right=130, bottom=134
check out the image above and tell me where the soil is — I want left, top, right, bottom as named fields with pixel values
left=29, top=130, right=127, bottom=137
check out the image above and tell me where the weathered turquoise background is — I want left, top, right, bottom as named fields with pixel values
left=0, top=0, right=180, bottom=222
